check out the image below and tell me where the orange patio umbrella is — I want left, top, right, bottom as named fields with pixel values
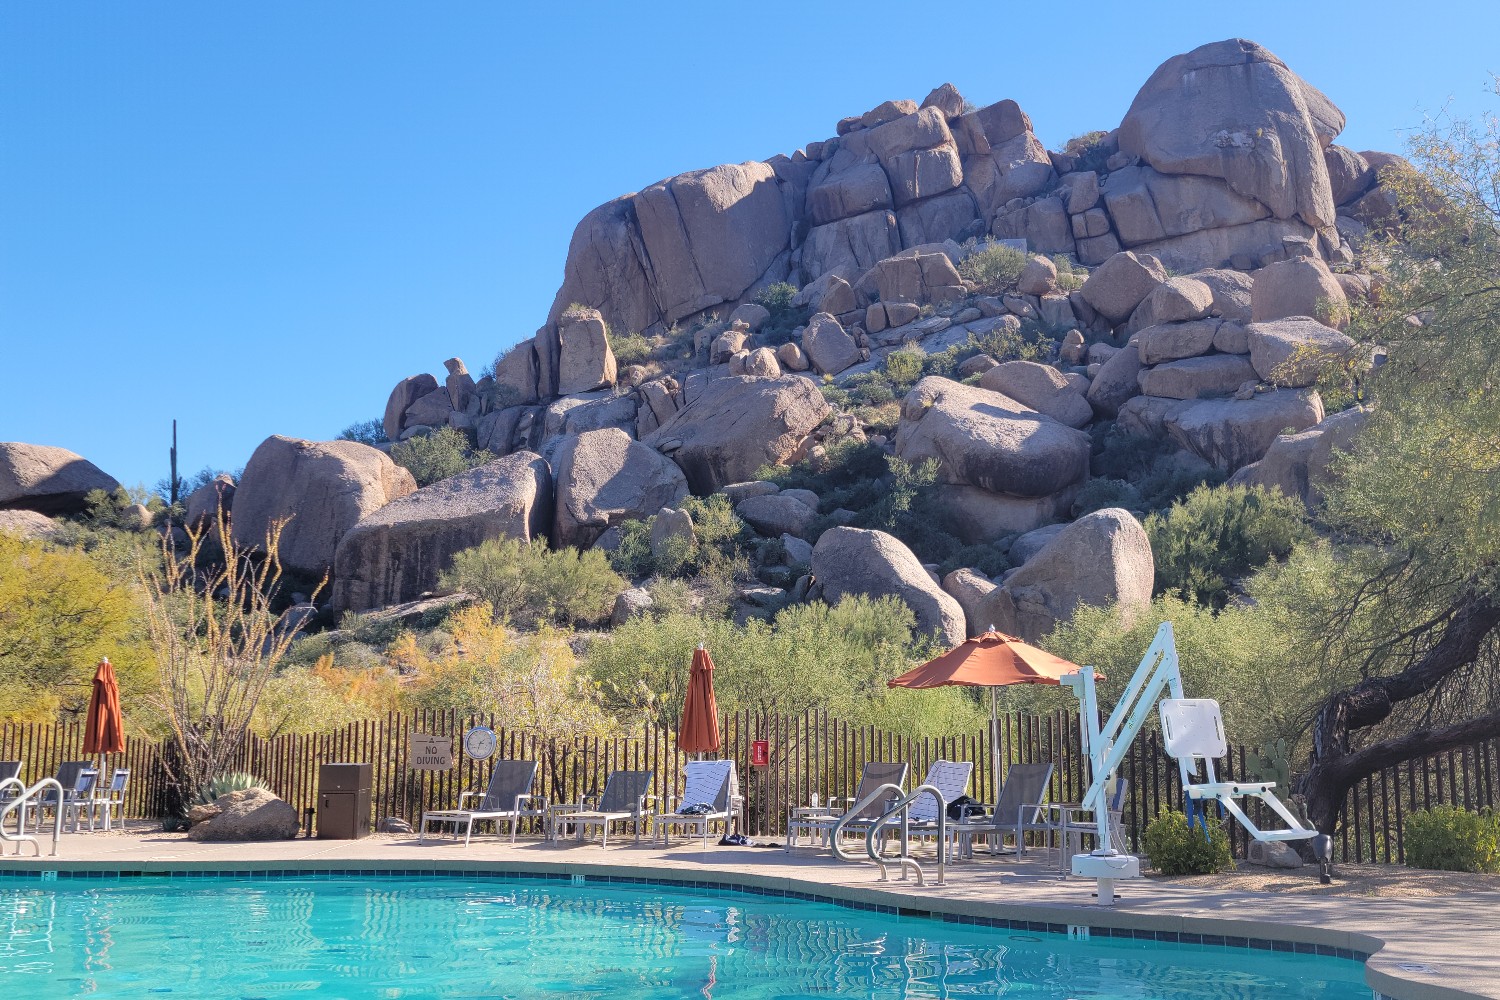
left=889, top=630, right=1090, bottom=805
left=678, top=645, right=721, bottom=756
left=84, top=657, right=126, bottom=786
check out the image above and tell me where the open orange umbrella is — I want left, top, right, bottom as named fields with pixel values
left=887, top=630, right=1085, bottom=690
left=678, top=645, right=721, bottom=756
left=889, top=631, right=1089, bottom=805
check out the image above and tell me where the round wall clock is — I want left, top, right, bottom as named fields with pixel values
left=462, top=726, right=497, bottom=760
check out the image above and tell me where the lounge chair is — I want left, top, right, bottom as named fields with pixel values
left=1057, top=777, right=1131, bottom=860
left=654, top=760, right=742, bottom=848
left=785, top=761, right=909, bottom=850
left=551, top=769, right=655, bottom=847
left=93, top=768, right=131, bottom=832
left=858, top=759, right=973, bottom=860
left=419, top=760, right=544, bottom=846
left=23, top=761, right=92, bottom=833
left=952, top=761, right=1056, bottom=860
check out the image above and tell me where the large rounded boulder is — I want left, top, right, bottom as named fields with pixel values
left=0, top=442, right=121, bottom=515
left=331, top=452, right=553, bottom=613
left=811, top=527, right=966, bottom=646
left=552, top=428, right=688, bottom=549
left=1118, top=38, right=1341, bottom=230
left=988, top=508, right=1154, bottom=642
left=644, top=375, right=830, bottom=495
left=230, top=436, right=418, bottom=575
left=894, top=377, right=1090, bottom=498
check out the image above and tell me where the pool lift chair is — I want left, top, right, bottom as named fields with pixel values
left=1062, top=621, right=1316, bottom=906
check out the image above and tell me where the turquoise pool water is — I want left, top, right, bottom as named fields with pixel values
left=0, top=874, right=1369, bottom=999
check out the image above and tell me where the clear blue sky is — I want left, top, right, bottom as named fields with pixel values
left=3, top=2, right=1496, bottom=490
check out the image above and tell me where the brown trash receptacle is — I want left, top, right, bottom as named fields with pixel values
left=317, top=762, right=372, bottom=839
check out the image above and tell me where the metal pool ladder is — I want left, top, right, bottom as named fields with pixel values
left=829, top=782, right=949, bottom=886
left=1, top=778, right=64, bottom=857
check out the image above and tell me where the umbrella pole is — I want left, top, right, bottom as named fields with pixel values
left=990, top=688, right=1000, bottom=809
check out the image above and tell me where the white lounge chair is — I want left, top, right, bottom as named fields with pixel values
left=654, top=760, right=743, bottom=848
left=551, top=769, right=656, bottom=847
left=419, top=760, right=544, bottom=846
left=871, top=759, right=973, bottom=860
left=93, top=768, right=130, bottom=832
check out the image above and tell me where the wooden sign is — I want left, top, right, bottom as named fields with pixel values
left=410, top=733, right=454, bottom=770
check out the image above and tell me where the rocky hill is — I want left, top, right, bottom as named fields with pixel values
left=1, top=38, right=1400, bottom=647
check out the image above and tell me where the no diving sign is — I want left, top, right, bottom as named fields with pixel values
left=410, top=733, right=454, bottom=770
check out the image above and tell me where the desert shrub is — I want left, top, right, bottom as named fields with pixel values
left=1403, top=806, right=1500, bottom=872
left=1063, top=130, right=1113, bottom=173
left=607, top=495, right=749, bottom=587
left=390, top=426, right=494, bottom=487
left=1072, top=477, right=1143, bottom=517
left=608, top=330, right=653, bottom=366
left=401, top=606, right=618, bottom=739
left=0, top=532, right=151, bottom=724
left=1090, top=424, right=1222, bottom=512
left=755, top=281, right=809, bottom=345
left=586, top=595, right=979, bottom=735
left=441, top=536, right=624, bottom=628
left=338, top=418, right=387, bottom=446
left=1146, top=485, right=1311, bottom=608
left=843, top=371, right=897, bottom=407
left=192, top=772, right=269, bottom=807
left=958, top=239, right=1028, bottom=295
left=1141, top=809, right=1234, bottom=875
left=884, top=348, right=926, bottom=392
left=1051, top=255, right=1087, bottom=292
left=970, top=322, right=1053, bottom=365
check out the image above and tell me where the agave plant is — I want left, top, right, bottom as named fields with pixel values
left=192, top=772, right=269, bottom=807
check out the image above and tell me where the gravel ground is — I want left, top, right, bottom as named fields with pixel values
left=1160, top=860, right=1500, bottom=897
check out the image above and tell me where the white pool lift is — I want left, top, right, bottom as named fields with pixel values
left=1061, top=621, right=1316, bottom=905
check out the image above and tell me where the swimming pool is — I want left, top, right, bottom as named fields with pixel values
left=0, top=873, right=1369, bottom=999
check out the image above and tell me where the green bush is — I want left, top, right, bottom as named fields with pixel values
left=390, top=426, right=495, bottom=487
left=1141, top=809, right=1234, bottom=875
left=608, top=330, right=653, bottom=366
left=754, top=281, right=809, bottom=345
left=1089, top=424, right=1223, bottom=512
left=1072, top=477, right=1143, bottom=517
left=337, top=418, right=387, bottom=446
left=1063, top=130, right=1112, bottom=173
left=192, top=772, right=270, bottom=807
left=884, top=348, right=926, bottom=392
left=442, top=537, right=625, bottom=628
left=958, top=240, right=1028, bottom=296
left=1404, top=806, right=1500, bottom=872
left=1146, top=484, right=1311, bottom=608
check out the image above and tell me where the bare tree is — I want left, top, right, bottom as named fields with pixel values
left=140, top=510, right=321, bottom=803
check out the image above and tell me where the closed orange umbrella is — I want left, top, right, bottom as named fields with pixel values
left=678, top=645, right=721, bottom=755
left=83, top=657, right=125, bottom=756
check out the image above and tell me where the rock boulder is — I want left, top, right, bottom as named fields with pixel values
left=331, top=452, right=553, bottom=613
left=989, top=508, right=1154, bottom=641
left=552, top=428, right=688, bottom=549
left=231, top=436, right=417, bottom=575
left=0, top=443, right=121, bottom=516
left=895, top=377, right=1090, bottom=498
left=645, top=376, right=830, bottom=494
left=811, top=527, right=966, bottom=645
left=186, top=787, right=299, bottom=842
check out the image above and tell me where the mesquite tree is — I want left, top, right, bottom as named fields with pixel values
left=141, top=510, right=321, bottom=806
left=1296, top=84, right=1500, bottom=832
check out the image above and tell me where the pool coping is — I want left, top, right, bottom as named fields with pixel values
left=0, top=855, right=1480, bottom=1000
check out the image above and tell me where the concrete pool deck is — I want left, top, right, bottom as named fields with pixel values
left=2, top=825, right=1496, bottom=1000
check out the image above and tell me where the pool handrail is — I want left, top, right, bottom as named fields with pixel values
left=863, top=783, right=949, bottom=887
left=0, top=777, right=64, bottom=857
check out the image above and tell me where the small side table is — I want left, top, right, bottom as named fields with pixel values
left=545, top=802, right=584, bottom=842
left=1041, top=802, right=1083, bottom=874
